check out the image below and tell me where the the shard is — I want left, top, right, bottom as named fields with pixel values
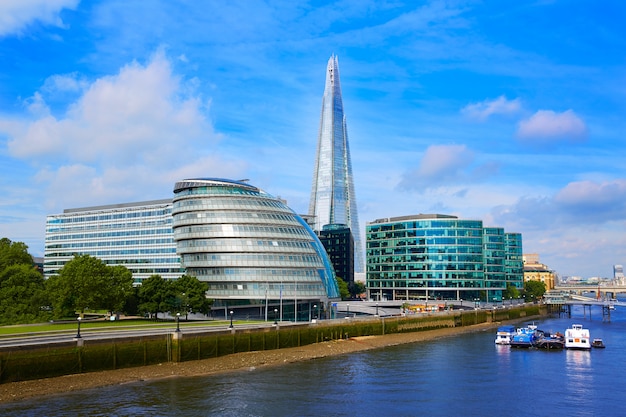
left=309, top=55, right=364, bottom=273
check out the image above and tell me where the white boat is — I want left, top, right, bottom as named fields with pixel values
left=564, top=324, right=591, bottom=350
left=495, top=325, right=516, bottom=345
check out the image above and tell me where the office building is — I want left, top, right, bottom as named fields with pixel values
left=172, top=178, right=340, bottom=320
left=365, top=214, right=524, bottom=302
left=318, top=224, right=354, bottom=284
left=309, top=55, right=364, bottom=273
left=44, top=199, right=182, bottom=283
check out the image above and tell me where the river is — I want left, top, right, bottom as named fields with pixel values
left=2, top=304, right=626, bottom=416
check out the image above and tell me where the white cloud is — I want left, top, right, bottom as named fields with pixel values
left=461, top=95, right=522, bottom=121
left=398, top=144, right=498, bottom=190
left=0, top=51, right=238, bottom=211
left=8, top=51, right=214, bottom=164
left=517, top=109, right=588, bottom=144
left=0, top=0, right=79, bottom=36
left=42, top=72, right=88, bottom=93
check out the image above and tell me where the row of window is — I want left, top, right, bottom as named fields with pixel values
left=174, top=224, right=309, bottom=238
left=46, top=228, right=172, bottom=240
left=46, top=208, right=171, bottom=224
left=45, top=238, right=174, bottom=249
left=177, top=238, right=313, bottom=250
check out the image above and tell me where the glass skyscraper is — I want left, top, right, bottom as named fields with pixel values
left=309, top=55, right=364, bottom=273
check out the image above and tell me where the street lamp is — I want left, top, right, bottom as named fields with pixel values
left=176, top=312, right=181, bottom=333
left=347, top=303, right=350, bottom=318
left=229, top=310, right=234, bottom=328
left=274, top=308, right=278, bottom=325
left=376, top=302, right=379, bottom=316
left=75, top=316, right=82, bottom=339
left=313, top=304, right=317, bottom=319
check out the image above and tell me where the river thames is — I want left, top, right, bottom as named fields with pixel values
left=2, top=303, right=626, bottom=416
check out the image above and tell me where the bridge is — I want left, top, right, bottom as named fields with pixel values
left=544, top=290, right=626, bottom=322
left=554, top=283, right=626, bottom=296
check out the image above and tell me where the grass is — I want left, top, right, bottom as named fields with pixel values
left=0, top=318, right=228, bottom=337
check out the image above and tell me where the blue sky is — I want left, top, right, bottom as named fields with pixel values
left=1, top=0, right=625, bottom=279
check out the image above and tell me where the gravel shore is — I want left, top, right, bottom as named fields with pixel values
left=0, top=321, right=500, bottom=404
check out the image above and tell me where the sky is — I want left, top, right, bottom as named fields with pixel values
left=0, top=0, right=625, bottom=279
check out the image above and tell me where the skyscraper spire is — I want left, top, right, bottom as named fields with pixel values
left=309, top=55, right=364, bottom=273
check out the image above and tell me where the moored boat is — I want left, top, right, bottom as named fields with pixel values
left=564, top=324, right=591, bottom=350
left=495, top=325, right=516, bottom=345
left=510, top=324, right=539, bottom=348
left=591, top=338, right=605, bottom=349
left=534, top=331, right=565, bottom=350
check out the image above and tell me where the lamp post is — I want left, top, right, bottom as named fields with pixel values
left=176, top=312, right=181, bottom=333
left=376, top=302, right=379, bottom=316
left=313, top=304, right=317, bottom=320
left=347, top=303, right=350, bottom=318
left=229, top=310, right=234, bottom=328
left=274, top=308, right=278, bottom=325
left=76, top=316, right=82, bottom=339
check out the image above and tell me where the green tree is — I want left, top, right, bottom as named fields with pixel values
left=0, top=264, right=47, bottom=324
left=502, top=284, right=521, bottom=301
left=0, top=238, right=34, bottom=271
left=99, top=265, right=134, bottom=315
left=349, top=281, right=366, bottom=299
left=523, top=280, right=546, bottom=302
left=336, top=276, right=350, bottom=300
left=46, top=254, right=133, bottom=317
left=138, top=275, right=174, bottom=319
left=172, top=275, right=211, bottom=319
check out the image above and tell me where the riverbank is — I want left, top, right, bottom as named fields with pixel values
left=0, top=321, right=503, bottom=404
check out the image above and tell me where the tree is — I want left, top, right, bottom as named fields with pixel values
left=138, top=275, right=174, bottom=319
left=46, top=254, right=133, bottom=317
left=336, top=277, right=350, bottom=300
left=523, top=280, right=546, bottom=302
left=172, top=275, right=211, bottom=319
left=0, top=264, right=47, bottom=324
left=99, top=265, right=134, bottom=315
left=502, top=284, right=521, bottom=301
left=349, top=281, right=366, bottom=299
left=0, top=238, right=33, bottom=271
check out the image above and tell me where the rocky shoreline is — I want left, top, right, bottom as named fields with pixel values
left=0, top=321, right=500, bottom=404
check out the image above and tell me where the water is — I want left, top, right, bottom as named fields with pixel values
left=3, top=305, right=626, bottom=416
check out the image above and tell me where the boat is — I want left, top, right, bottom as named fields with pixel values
left=495, top=325, right=516, bottom=345
left=564, top=324, right=591, bottom=350
left=591, top=338, right=606, bottom=349
left=534, top=331, right=565, bottom=350
left=510, top=323, right=539, bottom=348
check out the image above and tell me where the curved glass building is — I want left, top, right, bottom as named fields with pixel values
left=172, top=178, right=340, bottom=319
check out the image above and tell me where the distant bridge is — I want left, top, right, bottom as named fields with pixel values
left=544, top=292, right=625, bottom=322
left=554, top=284, right=626, bottom=295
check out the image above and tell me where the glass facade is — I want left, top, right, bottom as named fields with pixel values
left=505, top=232, right=524, bottom=289
left=318, top=224, right=354, bottom=284
left=44, top=200, right=183, bottom=284
left=172, top=178, right=340, bottom=307
left=366, top=214, right=524, bottom=301
left=309, top=55, right=364, bottom=273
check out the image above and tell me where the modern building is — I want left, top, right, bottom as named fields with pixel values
left=614, top=264, right=624, bottom=285
left=318, top=224, right=354, bottom=285
left=365, top=214, right=524, bottom=302
left=523, top=254, right=556, bottom=290
left=172, top=178, right=340, bottom=321
left=44, top=199, right=182, bottom=283
left=309, top=55, right=364, bottom=273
